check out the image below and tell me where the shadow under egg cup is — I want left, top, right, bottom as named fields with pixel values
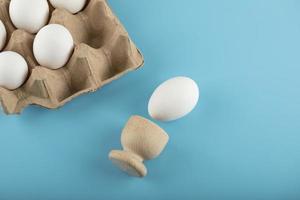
left=109, top=115, right=169, bottom=177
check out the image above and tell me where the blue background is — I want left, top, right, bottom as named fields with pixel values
left=1, top=0, right=300, bottom=199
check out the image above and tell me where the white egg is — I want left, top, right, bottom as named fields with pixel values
left=33, top=24, right=74, bottom=70
left=0, top=20, right=7, bottom=51
left=9, top=0, right=49, bottom=33
left=0, top=51, right=28, bottom=90
left=49, top=0, right=87, bottom=14
left=148, top=76, right=199, bottom=121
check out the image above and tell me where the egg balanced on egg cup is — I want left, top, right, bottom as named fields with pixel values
left=109, top=115, right=169, bottom=177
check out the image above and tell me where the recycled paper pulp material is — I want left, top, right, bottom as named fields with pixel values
left=0, top=0, right=144, bottom=114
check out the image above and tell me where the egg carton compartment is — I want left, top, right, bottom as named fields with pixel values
left=0, top=0, right=144, bottom=114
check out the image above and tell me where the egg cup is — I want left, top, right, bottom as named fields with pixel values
left=0, top=0, right=143, bottom=114
left=109, top=115, right=169, bottom=177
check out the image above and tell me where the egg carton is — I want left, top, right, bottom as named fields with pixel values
left=0, top=0, right=144, bottom=114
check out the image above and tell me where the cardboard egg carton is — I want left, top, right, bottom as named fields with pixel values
left=0, top=0, right=144, bottom=114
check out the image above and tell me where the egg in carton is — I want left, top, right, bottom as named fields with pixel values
left=0, top=0, right=144, bottom=114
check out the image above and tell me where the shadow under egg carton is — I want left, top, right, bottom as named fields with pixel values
left=0, top=0, right=144, bottom=114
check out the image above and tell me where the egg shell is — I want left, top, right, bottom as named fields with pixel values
left=0, top=20, right=6, bottom=50
left=9, top=0, right=49, bottom=33
left=0, top=51, right=28, bottom=90
left=49, top=0, right=87, bottom=14
left=148, top=76, right=199, bottom=121
left=33, top=24, right=74, bottom=69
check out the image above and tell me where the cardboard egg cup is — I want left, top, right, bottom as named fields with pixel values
left=0, top=0, right=144, bottom=114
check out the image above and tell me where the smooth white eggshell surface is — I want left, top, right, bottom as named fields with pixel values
left=148, top=76, right=199, bottom=121
left=0, top=20, right=6, bottom=51
left=9, top=0, right=49, bottom=33
left=49, top=0, right=87, bottom=14
left=33, top=24, right=74, bottom=70
left=0, top=51, right=28, bottom=90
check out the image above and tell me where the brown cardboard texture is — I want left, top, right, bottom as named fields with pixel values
left=0, top=0, right=144, bottom=114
